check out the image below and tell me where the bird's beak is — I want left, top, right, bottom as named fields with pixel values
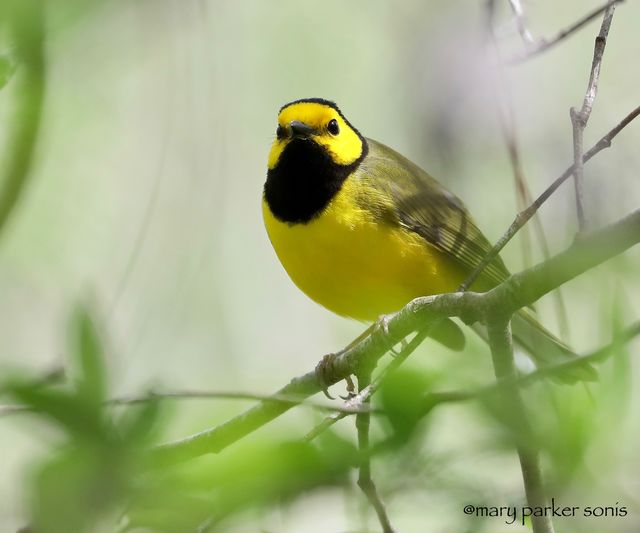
left=289, top=120, right=315, bottom=138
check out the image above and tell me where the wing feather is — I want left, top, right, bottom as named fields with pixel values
left=355, top=139, right=510, bottom=289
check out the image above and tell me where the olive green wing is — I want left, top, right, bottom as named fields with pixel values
left=357, top=139, right=509, bottom=289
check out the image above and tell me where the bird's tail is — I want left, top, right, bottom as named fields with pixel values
left=473, top=309, right=598, bottom=384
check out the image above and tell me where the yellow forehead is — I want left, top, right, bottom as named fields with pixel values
left=268, top=100, right=364, bottom=169
left=278, top=102, right=339, bottom=128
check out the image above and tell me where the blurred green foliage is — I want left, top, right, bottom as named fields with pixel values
left=0, top=0, right=639, bottom=531
left=3, top=305, right=356, bottom=532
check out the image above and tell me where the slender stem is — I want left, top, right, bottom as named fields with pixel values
left=356, top=368, right=395, bottom=533
left=571, top=110, right=587, bottom=231
left=419, top=320, right=640, bottom=417
left=508, top=0, right=535, bottom=45
left=571, top=2, right=617, bottom=232
left=487, top=318, right=554, bottom=533
left=459, top=105, right=640, bottom=291
left=0, top=389, right=373, bottom=418
left=487, top=2, right=571, bottom=336
left=509, top=0, right=623, bottom=63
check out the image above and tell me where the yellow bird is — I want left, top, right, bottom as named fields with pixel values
left=262, top=98, right=594, bottom=380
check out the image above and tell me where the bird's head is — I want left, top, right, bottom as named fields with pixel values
left=268, top=98, right=366, bottom=170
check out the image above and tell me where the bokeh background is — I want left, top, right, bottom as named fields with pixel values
left=1, top=0, right=639, bottom=531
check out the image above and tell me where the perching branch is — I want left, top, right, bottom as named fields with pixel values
left=459, top=104, right=640, bottom=291
left=152, top=208, right=640, bottom=465
left=509, top=0, right=623, bottom=64
left=570, top=2, right=617, bottom=231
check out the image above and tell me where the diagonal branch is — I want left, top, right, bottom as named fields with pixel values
left=507, top=0, right=535, bottom=45
left=152, top=208, right=640, bottom=465
left=459, top=105, right=640, bottom=291
left=419, top=320, right=640, bottom=417
left=509, top=0, right=623, bottom=64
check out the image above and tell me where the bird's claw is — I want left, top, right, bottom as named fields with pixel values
left=315, top=352, right=355, bottom=400
left=315, top=352, right=338, bottom=399
left=339, top=375, right=356, bottom=399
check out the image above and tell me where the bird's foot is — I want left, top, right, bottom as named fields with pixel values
left=315, top=350, right=355, bottom=399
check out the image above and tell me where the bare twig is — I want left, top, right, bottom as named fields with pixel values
left=459, top=105, right=640, bottom=291
left=571, top=2, right=617, bottom=231
left=419, top=320, right=640, bottom=417
left=356, top=368, right=395, bottom=533
left=0, top=389, right=373, bottom=418
left=508, top=0, right=535, bottom=45
left=486, top=318, right=553, bottom=533
left=303, top=411, right=347, bottom=442
left=152, top=209, right=640, bottom=465
left=509, top=0, right=623, bottom=63
left=487, top=12, right=571, bottom=337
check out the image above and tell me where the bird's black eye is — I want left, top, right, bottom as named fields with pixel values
left=276, top=125, right=286, bottom=139
left=327, top=119, right=339, bottom=135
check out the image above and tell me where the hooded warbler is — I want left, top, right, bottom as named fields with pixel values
left=262, top=98, right=595, bottom=381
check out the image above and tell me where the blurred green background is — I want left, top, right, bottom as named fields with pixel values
left=1, top=0, right=639, bottom=531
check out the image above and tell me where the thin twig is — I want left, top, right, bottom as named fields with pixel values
left=488, top=11, right=571, bottom=336
left=356, top=368, right=395, bottom=533
left=0, top=389, right=373, bottom=418
left=508, top=0, right=535, bottom=45
left=459, top=105, right=640, bottom=291
left=419, top=320, right=640, bottom=417
left=303, top=411, right=347, bottom=442
left=151, top=209, right=640, bottom=465
left=509, top=0, right=623, bottom=64
left=571, top=2, right=617, bottom=232
left=486, top=318, right=554, bottom=533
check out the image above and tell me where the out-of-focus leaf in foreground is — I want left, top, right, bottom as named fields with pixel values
left=378, top=366, right=437, bottom=445
left=3, top=303, right=356, bottom=532
left=0, top=50, right=17, bottom=90
left=4, top=303, right=161, bottom=533
left=125, top=435, right=355, bottom=532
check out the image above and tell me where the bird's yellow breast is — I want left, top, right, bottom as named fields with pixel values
left=262, top=176, right=466, bottom=321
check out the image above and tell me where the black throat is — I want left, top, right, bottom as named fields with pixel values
left=264, top=138, right=368, bottom=224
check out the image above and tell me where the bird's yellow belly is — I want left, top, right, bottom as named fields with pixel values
left=262, top=184, right=466, bottom=322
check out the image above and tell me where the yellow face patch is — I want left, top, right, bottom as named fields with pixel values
left=268, top=101, right=364, bottom=169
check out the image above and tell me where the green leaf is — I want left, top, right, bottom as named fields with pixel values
left=379, top=367, right=435, bottom=444
left=69, top=303, right=107, bottom=407
left=0, top=50, right=17, bottom=90
left=7, top=381, right=106, bottom=440
left=30, top=446, right=128, bottom=533
left=117, top=396, right=162, bottom=446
